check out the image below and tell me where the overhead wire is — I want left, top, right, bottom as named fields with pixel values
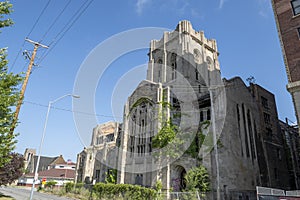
left=9, top=0, right=51, bottom=73
left=23, top=100, right=123, bottom=119
left=26, top=0, right=51, bottom=38
left=39, top=0, right=72, bottom=42
left=37, top=0, right=95, bottom=65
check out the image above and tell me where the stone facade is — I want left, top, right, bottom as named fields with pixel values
left=75, top=122, right=121, bottom=183
left=76, top=21, right=300, bottom=199
left=272, top=0, right=300, bottom=129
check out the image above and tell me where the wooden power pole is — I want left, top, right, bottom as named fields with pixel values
left=10, top=38, right=48, bottom=135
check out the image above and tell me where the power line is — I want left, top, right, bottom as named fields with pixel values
left=39, top=0, right=72, bottom=42
left=23, top=100, right=123, bottom=119
left=10, top=0, right=51, bottom=73
left=26, top=0, right=51, bottom=38
left=37, top=0, right=94, bottom=64
left=10, top=41, right=25, bottom=73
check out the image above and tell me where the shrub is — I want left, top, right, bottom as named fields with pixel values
left=45, top=181, right=57, bottom=189
left=93, top=183, right=157, bottom=200
left=65, top=182, right=84, bottom=193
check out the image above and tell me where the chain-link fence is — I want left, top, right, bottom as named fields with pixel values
left=157, top=191, right=208, bottom=200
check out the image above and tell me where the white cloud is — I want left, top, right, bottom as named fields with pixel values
left=218, top=0, right=227, bottom=9
left=257, top=0, right=272, bottom=18
left=136, top=0, right=150, bottom=15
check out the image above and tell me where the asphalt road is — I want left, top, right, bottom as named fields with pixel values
left=0, top=186, right=74, bottom=200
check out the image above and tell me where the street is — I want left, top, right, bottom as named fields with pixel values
left=0, top=186, right=74, bottom=200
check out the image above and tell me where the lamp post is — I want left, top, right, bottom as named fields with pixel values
left=208, top=85, right=226, bottom=200
left=29, top=94, right=80, bottom=200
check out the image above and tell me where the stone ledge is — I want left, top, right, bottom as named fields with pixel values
left=287, top=80, right=300, bottom=92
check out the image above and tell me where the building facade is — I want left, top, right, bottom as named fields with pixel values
left=76, top=21, right=300, bottom=199
left=75, top=121, right=121, bottom=183
left=272, top=0, right=300, bottom=129
left=20, top=150, right=76, bottom=187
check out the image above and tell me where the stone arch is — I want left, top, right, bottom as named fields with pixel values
left=171, top=165, right=187, bottom=191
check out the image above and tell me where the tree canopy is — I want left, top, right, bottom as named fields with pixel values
left=0, top=1, right=23, bottom=168
left=0, top=152, right=24, bottom=185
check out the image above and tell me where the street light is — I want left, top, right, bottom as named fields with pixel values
left=29, top=94, right=80, bottom=200
left=209, top=85, right=226, bottom=200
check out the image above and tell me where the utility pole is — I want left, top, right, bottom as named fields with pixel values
left=10, top=38, right=48, bottom=135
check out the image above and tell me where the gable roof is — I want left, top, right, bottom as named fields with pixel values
left=49, top=155, right=66, bottom=166
left=33, top=156, right=58, bottom=172
left=25, top=168, right=75, bottom=179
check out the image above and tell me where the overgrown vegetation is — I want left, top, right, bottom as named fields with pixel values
left=184, top=165, right=210, bottom=192
left=44, top=182, right=158, bottom=200
left=93, top=183, right=157, bottom=200
left=105, top=169, right=117, bottom=184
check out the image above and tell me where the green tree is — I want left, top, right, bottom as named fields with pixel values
left=0, top=1, right=13, bottom=29
left=184, top=165, right=210, bottom=192
left=0, top=1, right=23, bottom=168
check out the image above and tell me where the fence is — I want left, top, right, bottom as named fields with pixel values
left=256, top=186, right=300, bottom=199
left=157, top=191, right=206, bottom=200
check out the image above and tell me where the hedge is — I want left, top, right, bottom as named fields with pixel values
left=93, top=183, right=157, bottom=200
left=65, top=182, right=84, bottom=193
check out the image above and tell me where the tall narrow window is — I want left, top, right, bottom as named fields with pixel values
left=196, top=69, right=199, bottom=80
left=200, top=111, right=204, bottom=122
left=171, top=53, right=177, bottom=80
left=261, top=96, right=269, bottom=109
left=274, top=168, right=278, bottom=180
left=263, top=112, right=271, bottom=124
left=237, top=104, right=243, bottom=157
left=207, top=109, right=211, bottom=120
left=158, top=70, right=161, bottom=82
left=291, top=0, right=300, bottom=16
left=242, top=104, right=250, bottom=158
left=298, top=27, right=300, bottom=39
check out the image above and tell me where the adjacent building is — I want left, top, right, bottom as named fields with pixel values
left=75, top=122, right=121, bottom=183
left=19, top=149, right=76, bottom=187
left=272, top=0, right=300, bottom=131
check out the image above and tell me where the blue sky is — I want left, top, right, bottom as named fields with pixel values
left=1, top=0, right=294, bottom=162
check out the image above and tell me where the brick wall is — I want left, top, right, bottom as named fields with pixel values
left=273, top=0, right=300, bottom=83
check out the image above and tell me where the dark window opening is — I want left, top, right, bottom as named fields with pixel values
left=200, top=111, right=204, bottom=122
left=263, top=112, right=271, bottom=124
left=274, top=168, right=278, bottom=180
left=95, top=170, right=100, bottom=182
left=266, top=128, right=272, bottom=138
left=106, top=133, right=114, bottom=142
left=291, top=0, right=300, bottom=16
left=135, top=174, right=143, bottom=185
left=242, top=104, right=250, bottom=157
left=261, top=96, right=269, bottom=109
left=207, top=109, right=211, bottom=120
left=236, top=104, right=243, bottom=157
left=96, top=136, right=103, bottom=145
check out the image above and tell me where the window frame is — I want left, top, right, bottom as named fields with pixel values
left=291, top=0, right=300, bottom=16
